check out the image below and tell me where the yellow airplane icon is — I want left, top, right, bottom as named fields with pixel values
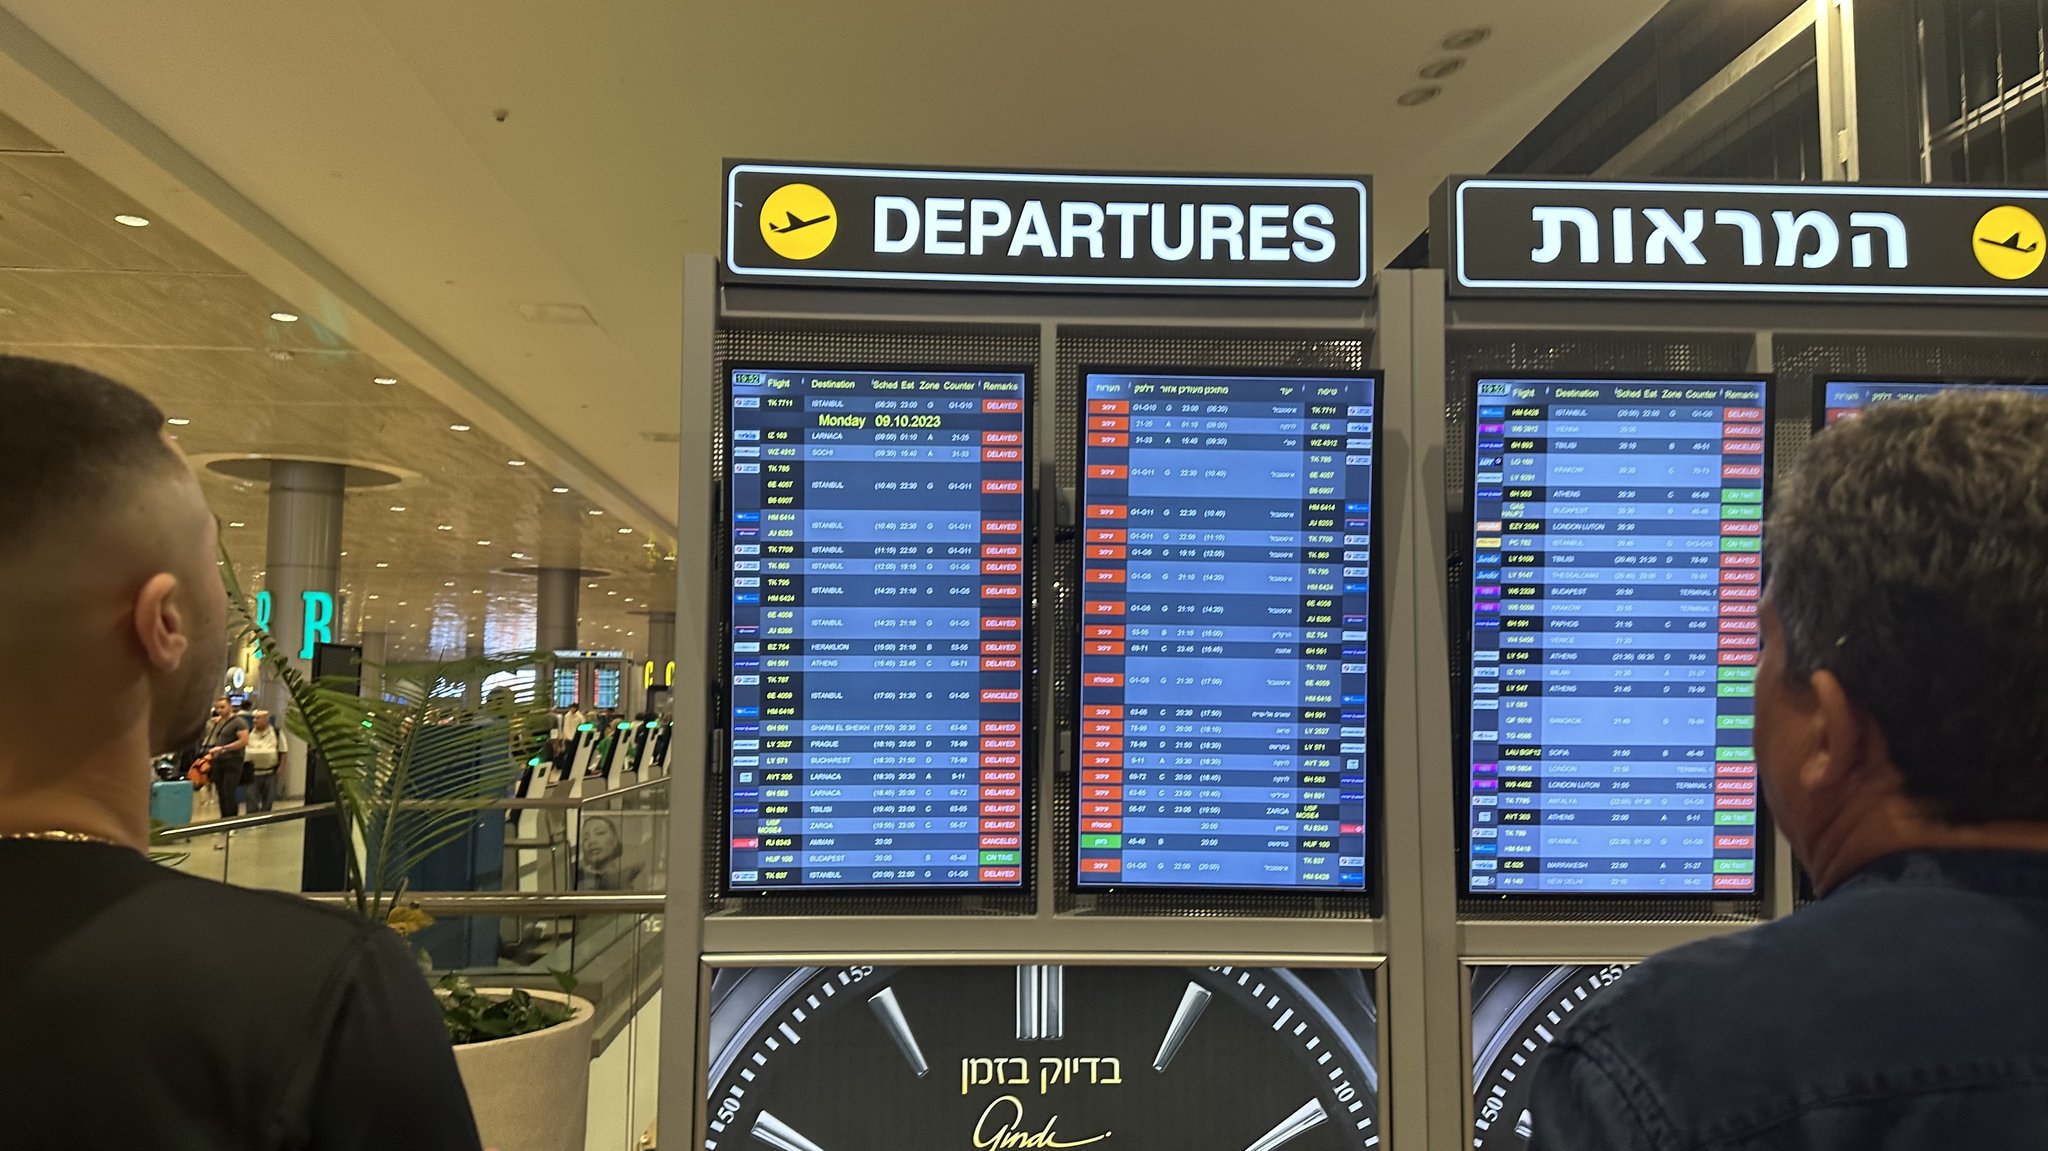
left=1972, top=205, right=2046, bottom=281
left=760, top=183, right=838, bottom=261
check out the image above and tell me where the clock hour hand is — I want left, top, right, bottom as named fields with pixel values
left=1152, top=982, right=1213, bottom=1072
left=867, top=986, right=931, bottom=1077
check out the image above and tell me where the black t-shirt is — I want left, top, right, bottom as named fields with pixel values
left=0, top=841, right=483, bottom=1150
left=205, top=714, right=251, bottom=765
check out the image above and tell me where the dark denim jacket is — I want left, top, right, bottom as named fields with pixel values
left=1529, top=850, right=2048, bottom=1150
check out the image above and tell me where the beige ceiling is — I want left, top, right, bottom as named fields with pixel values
left=0, top=109, right=672, bottom=662
left=0, top=0, right=1661, bottom=537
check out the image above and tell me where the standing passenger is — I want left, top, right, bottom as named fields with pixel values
left=1530, top=391, right=2048, bottom=1149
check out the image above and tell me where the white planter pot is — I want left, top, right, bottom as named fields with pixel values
left=451, top=990, right=597, bottom=1151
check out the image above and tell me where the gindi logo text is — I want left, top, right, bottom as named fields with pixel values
left=759, top=183, right=837, bottom=261
left=1973, top=204, right=2045, bottom=281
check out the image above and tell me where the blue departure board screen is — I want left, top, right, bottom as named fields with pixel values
left=725, top=367, right=1029, bottom=891
left=1465, top=376, right=1768, bottom=895
left=1076, top=371, right=1376, bottom=892
left=1821, top=379, right=2048, bottom=426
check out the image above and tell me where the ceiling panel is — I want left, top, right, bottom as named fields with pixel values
left=0, top=133, right=672, bottom=663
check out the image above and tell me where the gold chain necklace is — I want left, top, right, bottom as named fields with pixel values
left=0, top=830, right=122, bottom=847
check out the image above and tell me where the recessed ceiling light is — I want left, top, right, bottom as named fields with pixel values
left=166, top=417, right=191, bottom=426
left=227, top=521, right=245, bottom=528
left=616, top=527, right=632, bottom=534
left=1418, top=56, right=1465, bottom=80
left=588, top=509, right=604, bottom=516
left=444, top=581, right=456, bottom=588
left=368, top=594, right=380, bottom=600
left=587, top=582, right=598, bottom=589
left=624, top=597, right=635, bottom=603
left=398, top=601, right=408, bottom=606
left=373, top=376, right=397, bottom=386
left=551, top=486, right=570, bottom=494
left=509, top=551, right=526, bottom=560
left=375, top=562, right=389, bottom=568
left=476, top=539, right=491, bottom=546
left=1396, top=85, right=1441, bottom=107
left=507, top=459, right=526, bottom=467
left=114, top=214, right=150, bottom=227
left=339, top=551, right=348, bottom=557
left=607, top=590, right=617, bottom=596
left=437, top=524, right=453, bottom=531
left=1442, top=26, right=1491, bottom=50
left=270, top=311, right=299, bottom=323
left=449, top=424, right=471, bottom=433
left=389, top=505, right=406, bottom=512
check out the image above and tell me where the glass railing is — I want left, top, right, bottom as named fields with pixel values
left=153, top=776, right=668, bottom=899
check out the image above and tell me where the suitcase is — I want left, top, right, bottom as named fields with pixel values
left=150, top=779, right=194, bottom=828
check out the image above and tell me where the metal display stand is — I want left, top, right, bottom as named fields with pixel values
left=660, top=254, right=2048, bottom=1149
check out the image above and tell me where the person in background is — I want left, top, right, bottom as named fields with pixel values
left=0, top=356, right=482, bottom=1149
left=244, top=709, right=285, bottom=813
left=555, top=700, right=587, bottom=778
left=196, top=695, right=250, bottom=820
left=1529, top=391, right=2048, bottom=1149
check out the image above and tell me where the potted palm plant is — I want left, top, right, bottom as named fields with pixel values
left=222, top=561, right=595, bottom=1151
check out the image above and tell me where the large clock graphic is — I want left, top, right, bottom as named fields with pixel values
left=707, top=963, right=1380, bottom=1151
left=1468, top=964, right=1632, bottom=1149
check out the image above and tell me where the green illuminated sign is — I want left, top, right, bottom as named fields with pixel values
left=299, top=591, right=335, bottom=660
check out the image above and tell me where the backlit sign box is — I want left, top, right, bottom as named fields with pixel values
left=1439, top=177, right=2048, bottom=303
left=724, top=161, right=1371, bottom=293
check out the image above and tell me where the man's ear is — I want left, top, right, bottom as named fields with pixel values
left=133, top=572, right=189, bottom=672
left=1804, top=668, right=1877, bottom=791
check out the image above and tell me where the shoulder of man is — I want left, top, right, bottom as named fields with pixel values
left=1537, top=911, right=1857, bottom=1143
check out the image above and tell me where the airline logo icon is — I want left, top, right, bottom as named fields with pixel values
left=758, top=183, right=837, bottom=261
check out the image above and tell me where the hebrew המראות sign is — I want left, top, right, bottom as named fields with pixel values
left=1443, top=177, right=2048, bottom=302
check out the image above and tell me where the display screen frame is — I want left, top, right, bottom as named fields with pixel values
left=1811, top=374, right=2048, bottom=431
left=1454, top=371, right=1778, bottom=901
left=719, top=361, right=1039, bottom=896
left=1069, top=366, right=1387, bottom=899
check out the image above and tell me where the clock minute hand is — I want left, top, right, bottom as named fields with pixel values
left=1244, top=1099, right=1330, bottom=1151
left=752, top=1111, right=828, bottom=1151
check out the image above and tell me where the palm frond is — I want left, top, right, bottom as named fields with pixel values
left=217, top=548, right=550, bottom=922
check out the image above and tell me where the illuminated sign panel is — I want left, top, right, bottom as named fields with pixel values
left=1443, top=177, right=2048, bottom=301
left=724, top=162, right=1370, bottom=293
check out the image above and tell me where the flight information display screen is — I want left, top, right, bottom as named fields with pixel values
left=1465, top=376, right=1767, bottom=895
left=725, top=366, right=1030, bottom=891
left=1076, top=371, right=1376, bottom=892
left=1820, top=379, right=2048, bottom=425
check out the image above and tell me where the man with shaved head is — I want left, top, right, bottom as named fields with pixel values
left=0, top=357, right=482, bottom=1148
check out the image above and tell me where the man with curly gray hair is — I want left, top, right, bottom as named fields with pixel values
left=1531, top=389, right=2048, bottom=1150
